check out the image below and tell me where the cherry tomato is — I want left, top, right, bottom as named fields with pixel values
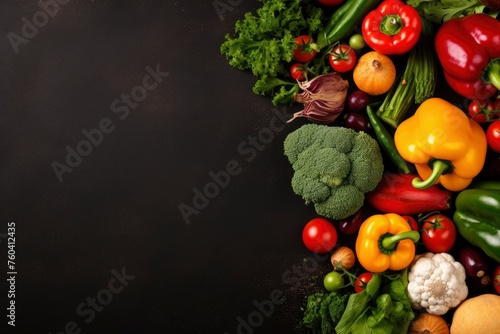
left=354, top=272, right=373, bottom=293
left=302, top=218, right=338, bottom=254
left=349, top=34, right=366, bottom=51
left=329, top=44, right=356, bottom=73
left=402, top=215, right=419, bottom=231
left=493, top=265, right=500, bottom=294
left=316, top=0, right=346, bottom=5
left=486, top=120, right=500, bottom=153
left=468, top=99, right=495, bottom=123
left=290, top=63, right=307, bottom=81
left=293, top=35, right=317, bottom=63
left=324, top=271, right=345, bottom=292
left=421, top=214, right=456, bottom=253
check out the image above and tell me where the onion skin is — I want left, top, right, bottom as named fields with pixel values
left=288, top=72, right=349, bottom=124
left=330, top=246, right=355, bottom=270
left=409, top=313, right=449, bottom=334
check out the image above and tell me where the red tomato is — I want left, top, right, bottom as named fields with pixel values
left=329, top=44, right=357, bottom=73
left=354, top=272, right=373, bottom=293
left=421, top=214, right=456, bottom=253
left=302, top=218, right=337, bottom=254
left=487, top=120, right=500, bottom=153
left=290, top=63, right=307, bottom=81
left=402, top=215, right=419, bottom=231
left=493, top=265, right=500, bottom=294
left=316, top=0, right=346, bottom=5
left=293, top=35, right=317, bottom=63
left=468, top=99, right=495, bottom=123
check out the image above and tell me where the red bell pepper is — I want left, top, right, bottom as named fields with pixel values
left=365, top=172, right=452, bottom=215
left=361, top=0, right=422, bottom=55
left=435, top=13, right=500, bottom=100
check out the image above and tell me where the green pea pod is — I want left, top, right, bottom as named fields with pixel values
left=453, top=181, right=500, bottom=263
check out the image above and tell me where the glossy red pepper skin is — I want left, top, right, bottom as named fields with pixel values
left=362, top=0, right=422, bottom=55
left=365, top=173, right=452, bottom=215
left=435, top=13, right=500, bottom=100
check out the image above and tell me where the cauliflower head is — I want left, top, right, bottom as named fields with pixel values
left=407, top=252, right=468, bottom=315
left=283, top=124, right=384, bottom=220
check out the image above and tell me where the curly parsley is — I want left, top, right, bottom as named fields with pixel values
left=220, top=0, right=325, bottom=105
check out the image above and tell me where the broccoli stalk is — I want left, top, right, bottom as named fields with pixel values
left=284, top=124, right=384, bottom=220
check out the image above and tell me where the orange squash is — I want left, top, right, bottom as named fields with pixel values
left=409, top=313, right=450, bottom=334
left=353, top=51, right=396, bottom=96
left=450, top=294, right=500, bottom=334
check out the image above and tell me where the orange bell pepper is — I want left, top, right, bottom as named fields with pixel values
left=355, top=213, right=419, bottom=273
left=394, top=97, right=487, bottom=192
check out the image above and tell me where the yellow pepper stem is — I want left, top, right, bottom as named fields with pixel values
left=379, top=231, right=420, bottom=254
left=412, top=159, right=453, bottom=189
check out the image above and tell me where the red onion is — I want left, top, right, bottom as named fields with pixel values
left=288, top=72, right=349, bottom=124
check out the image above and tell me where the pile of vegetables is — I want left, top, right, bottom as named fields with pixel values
left=221, top=0, right=500, bottom=333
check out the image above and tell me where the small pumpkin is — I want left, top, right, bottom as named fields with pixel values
left=353, top=51, right=396, bottom=96
left=450, top=294, right=500, bottom=334
left=409, top=313, right=449, bottom=334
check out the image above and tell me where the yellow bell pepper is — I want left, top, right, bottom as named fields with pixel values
left=394, top=97, right=487, bottom=192
left=355, top=213, right=419, bottom=273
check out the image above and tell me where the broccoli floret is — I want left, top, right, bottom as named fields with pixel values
left=301, top=291, right=350, bottom=334
left=302, top=293, right=326, bottom=333
left=314, top=185, right=365, bottom=220
left=284, top=124, right=384, bottom=220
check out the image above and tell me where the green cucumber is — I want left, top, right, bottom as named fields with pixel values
left=316, top=0, right=381, bottom=50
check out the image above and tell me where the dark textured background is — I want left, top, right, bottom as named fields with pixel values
left=0, top=0, right=325, bottom=333
left=2, top=1, right=497, bottom=333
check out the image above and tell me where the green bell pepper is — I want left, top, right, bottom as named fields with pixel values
left=453, top=181, right=500, bottom=263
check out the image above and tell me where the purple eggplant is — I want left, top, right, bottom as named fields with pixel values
left=469, top=275, right=491, bottom=290
left=459, top=246, right=489, bottom=278
left=338, top=209, right=364, bottom=235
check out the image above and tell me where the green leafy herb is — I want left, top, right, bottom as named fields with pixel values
left=302, top=291, right=351, bottom=334
left=220, top=0, right=325, bottom=105
left=335, top=269, right=415, bottom=334
left=406, top=0, right=498, bottom=24
left=253, top=76, right=300, bottom=106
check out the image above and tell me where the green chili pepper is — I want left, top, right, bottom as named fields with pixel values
left=366, top=105, right=411, bottom=174
left=453, top=180, right=500, bottom=263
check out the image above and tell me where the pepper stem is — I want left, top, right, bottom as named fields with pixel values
left=412, top=159, right=453, bottom=190
left=380, top=15, right=403, bottom=36
left=380, top=231, right=420, bottom=253
left=487, top=60, right=500, bottom=90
